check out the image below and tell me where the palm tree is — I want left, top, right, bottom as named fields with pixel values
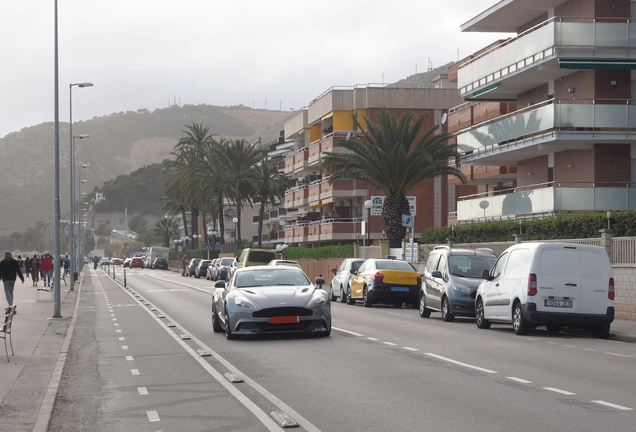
left=137, top=231, right=157, bottom=248
left=252, top=156, right=290, bottom=247
left=154, top=217, right=180, bottom=247
left=322, top=107, right=466, bottom=248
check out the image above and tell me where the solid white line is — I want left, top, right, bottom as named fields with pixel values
left=425, top=353, right=498, bottom=374
left=332, top=326, right=363, bottom=337
left=147, top=411, right=160, bottom=422
left=138, top=387, right=148, bottom=395
left=507, top=377, right=532, bottom=384
left=402, top=347, right=419, bottom=351
left=543, top=387, right=576, bottom=395
left=383, top=342, right=397, bottom=346
left=591, top=400, right=633, bottom=411
left=131, top=369, right=140, bottom=375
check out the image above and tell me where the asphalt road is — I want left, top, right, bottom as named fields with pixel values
left=49, top=267, right=636, bottom=432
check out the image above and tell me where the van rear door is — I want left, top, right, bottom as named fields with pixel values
left=536, top=245, right=581, bottom=314
left=579, top=246, right=613, bottom=315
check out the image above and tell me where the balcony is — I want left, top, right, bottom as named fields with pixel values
left=458, top=17, right=636, bottom=100
left=456, top=182, right=636, bottom=222
left=293, top=223, right=309, bottom=243
left=282, top=226, right=295, bottom=242
left=293, top=185, right=309, bottom=208
left=294, top=148, right=309, bottom=172
left=457, top=99, right=636, bottom=165
left=284, top=188, right=295, bottom=208
left=308, top=139, right=321, bottom=166
left=320, top=219, right=362, bottom=242
left=320, top=177, right=368, bottom=201
left=308, top=179, right=322, bottom=205
left=283, top=153, right=295, bottom=175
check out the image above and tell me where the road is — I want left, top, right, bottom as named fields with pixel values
left=49, top=267, right=636, bottom=432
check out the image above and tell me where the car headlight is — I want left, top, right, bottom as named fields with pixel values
left=307, top=293, right=327, bottom=307
left=451, top=283, right=471, bottom=293
left=233, top=297, right=258, bottom=308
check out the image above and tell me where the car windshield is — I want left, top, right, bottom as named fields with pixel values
left=220, top=258, right=234, bottom=266
left=375, top=260, right=416, bottom=271
left=234, top=268, right=310, bottom=288
left=448, top=255, right=497, bottom=278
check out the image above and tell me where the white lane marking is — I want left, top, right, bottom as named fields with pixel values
left=116, top=330, right=122, bottom=333
left=126, top=356, right=134, bottom=361
left=591, top=400, right=633, bottom=411
left=425, top=353, right=498, bottom=374
left=122, top=346, right=128, bottom=350
left=332, top=327, right=363, bottom=337
left=367, top=337, right=379, bottom=341
left=402, top=347, right=419, bottom=351
left=112, top=318, right=117, bottom=321
left=143, top=273, right=213, bottom=294
left=543, top=387, right=576, bottom=395
left=110, top=314, right=115, bottom=316
left=138, top=387, right=148, bottom=395
left=114, top=323, right=119, bottom=327
left=119, top=337, right=125, bottom=341
left=131, top=369, right=140, bottom=375
left=147, top=411, right=160, bottom=422
left=383, top=342, right=397, bottom=346
left=507, top=377, right=532, bottom=384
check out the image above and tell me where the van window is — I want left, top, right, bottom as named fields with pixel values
left=504, top=249, right=531, bottom=277
left=491, top=252, right=508, bottom=280
left=248, top=251, right=276, bottom=264
left=425, top=254, right=440, bottom=273
left=540, top=248, right=579, bottom=279
left=580, top=250, right=606, bottom=281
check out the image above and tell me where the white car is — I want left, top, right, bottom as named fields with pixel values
left=475, top=243, right=615, bottom=338
left=329, top=259, right=365, bottom=303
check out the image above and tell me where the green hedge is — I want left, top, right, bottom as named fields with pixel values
left=421, top=211, right=636, bottom=244
left=282, top=245, right=354, bottom=260
left=169, top=249, right=219, bottom=260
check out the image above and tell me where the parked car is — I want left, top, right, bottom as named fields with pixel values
left=111, top=258, right=122, bottom=266
left=236, top=248, right=276, bottom=269
left=226, top=258, right=238, bottom=280
left=206, top=259, right=218, bottom=280
left=211, top=266, right=330, bottom=340
left=123, top=258, right=132, bottom=268
left=213, top=257, right=237, bottom=281
left=195, top=260, right=212, bottom=278
left=348, top=259, right=421, bottom=308
left=419, top=246, right=497, bottom=321
left=329, top=258, right=365, bottom=303
left=152, top=257, right=169, bottom=270
left=130, top=257, right=144, bottom=268
left=187, top=259, right=201, bottom=277
left=475, top=243, right=615, bottom=337
left=267, top=260, right=301, bottom=268
left=101, top=258, right=110, bottom=267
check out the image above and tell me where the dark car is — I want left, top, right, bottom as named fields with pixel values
left=213, top=257, right=236, bottom=281
left=195, top=260, right=212, bottom=278
left=153, top=257, right=169, bottom=270
left=187, top=259, right=201, bottom=277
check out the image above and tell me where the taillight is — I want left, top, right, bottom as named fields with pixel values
left=528, top=273, right=537, bottom=296
left=416, top=276, right=422, bottom=284
left=372, top=273, right=384, bottom=281
left=609, top=278, right=615, bottom=300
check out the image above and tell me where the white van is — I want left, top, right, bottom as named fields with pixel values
left=475, top=243, right=614, bottom=338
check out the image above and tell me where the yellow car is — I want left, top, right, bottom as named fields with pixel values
left=348, top=259, right=421, bottom=308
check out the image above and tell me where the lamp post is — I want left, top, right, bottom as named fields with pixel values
left=78, top=164, right=90, bottom=270
left=53, top=0, right=61, bottom=317
left=69, top=134, right=89, bottom=291
left=232, top=217, right=239, bottom=247
left=363, top=200, right=373, bottom=259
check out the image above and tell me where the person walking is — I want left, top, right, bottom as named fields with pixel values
left=17, top=254, right=24, bottom=276
left=24, top=255, right=31, bottom=278
left=1, top=251, right=25, bottom=312
left=31, top=254, right=40, bottom=287
left=181, top=255, right=187, bottom=277
left=40, top=251, right=54, bottom=287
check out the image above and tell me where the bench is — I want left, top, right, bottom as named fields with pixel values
left=36, top=286, right=54, bottom=302
left=1, top=305, right=16, bottom=362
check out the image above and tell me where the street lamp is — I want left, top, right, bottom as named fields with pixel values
left=363, top=199, right=373, bottom=259
left=78, top=164, right=90, bottom=270
left=232, top=217, right=239, bottom=246
left=69, top=135, right=89, bottom=291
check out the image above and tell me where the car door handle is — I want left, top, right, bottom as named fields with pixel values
left=495, top=283, right=499, bottom=287
left=565, top=283, right=577, bottom=287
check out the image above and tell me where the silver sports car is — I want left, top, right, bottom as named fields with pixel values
left=212, top=266, right=331, bottom=340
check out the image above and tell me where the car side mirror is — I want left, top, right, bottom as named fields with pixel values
left=431, top=271, right=442, bottom=279
left=350, top=269, right=356, bottom=275
left=331, top=268, right=337, bottom=275
left=315, top=277, right=325, bottom=287
left=481, top=269, right=491, bottom=280
left=214, top=280, right=226, bottom=289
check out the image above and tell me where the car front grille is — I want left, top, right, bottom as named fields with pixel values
left=252, top=307, right=313, bottom=318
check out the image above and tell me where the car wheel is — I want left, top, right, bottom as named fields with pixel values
left=346, top=289, right=355, bottom=305
left=595, top=323, right=611, bottom=339
left=212, top=307, right=223, bottom=333
left=512, top=302, right=529, bottom=335
left=475, top=298, right=491, bottom=329
left=330, top=285, right=337, bottom=302
left=441, top=296, right=455, bottom=322
left=340, top=285, right=347, bottom=304
left=362, top=287, right=373, bottom=308
left=225, top=310, right=238, bottom=340
left=419, top=293, right=431, bottom=318
left=546, top=325, right=562, bottom=333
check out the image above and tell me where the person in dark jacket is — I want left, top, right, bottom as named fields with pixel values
left=24, top=255, right=31, bottom=278
left=31, top=254, right=40, bottom=287
left=1, top=251, right=25, bottom=311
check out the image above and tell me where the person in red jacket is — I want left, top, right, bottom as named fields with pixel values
left=40, top=251, right=54, bottom=288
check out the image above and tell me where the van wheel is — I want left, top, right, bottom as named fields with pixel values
left=595, top=323, right=610, bottom=339
left=340, top=285, right=347, bottom=303
left=441, top=296, right=455, bottom=322
left=475, top=298, right=491, bottom=329
left=346, top=289, right=355, bottom=305
left=546, top=325, right=562, bottom=333
left=363, top=287, right=373, bottom=308
left=419, top=293, right=431, bottom=318
left=512, top=302, right=529, bottom=335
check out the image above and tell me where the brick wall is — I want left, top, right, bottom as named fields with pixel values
left=518, top=12, right=548, bottom=34
left=595, top=70, right=631, bottom=102
left=596, top=0, right=630, bottom=18
left=555, top=0, right=594, bottom=17
left=553, top=150, right=595, bottom=183
left=517, top=84, right=549, bottom=108
left=554, top=71, right=594, bottom=101
left=517, top=155, right=549, bottom=187
left=594, top=144, right=631, bottom=183
left=612, top=265, right=636, bottom=321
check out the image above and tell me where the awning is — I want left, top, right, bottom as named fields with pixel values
left=560, top=59, right=636, bottom=70
left=321, top=112, right=334, bottom=121
left=321, top=197, right=334, bottom=204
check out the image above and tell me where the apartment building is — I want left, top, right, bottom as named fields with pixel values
left=277, top=85, right=462, bottom=247
left=448, top=0, right=636, bottom=224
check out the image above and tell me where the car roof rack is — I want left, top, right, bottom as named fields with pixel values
left=475, top=248, right=496, bottom=255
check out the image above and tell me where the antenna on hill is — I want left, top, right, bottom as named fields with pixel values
left=280, top=100, right=282, bottom=111
left=382, top=73, right=385, bottom=84
left=265, top=99, right=267, bottom=110
left=415, top=64, right=417, bottom=74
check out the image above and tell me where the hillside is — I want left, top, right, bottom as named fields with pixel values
left=388, top=61, right=455, bottom=88
left=0, top=105, right=290, bottom=233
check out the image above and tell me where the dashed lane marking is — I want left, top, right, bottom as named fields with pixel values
left=131, top=369, right=140, bottom=376
left=383, top=342, right=397, bottom=346
left=425, top=353, right=498, bottom=374
left=332, top=327, right=363, bottom=337
left=507, top=377, right=532, bottom=384
left=147, top=411, right=160, bottom=422
left=591, top=400, right=633, bottom=411
left=138, top=387, right=148, bottom=395
left=543, top=387, right=576, bottom=396
left=402, top=347, right=419, bottom=351
left=126, top=356, right=134, bottom=361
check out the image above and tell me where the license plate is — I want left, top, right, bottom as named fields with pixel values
left=391, top=287, right=410, bottom=292
left=269, top=316, right=299, bottom=324
left=544, top=299, right=573, bottom=308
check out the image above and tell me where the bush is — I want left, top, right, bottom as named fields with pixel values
left=282, top=245, right=354, bottom=260
left=169, top=249, right=218, bottom=260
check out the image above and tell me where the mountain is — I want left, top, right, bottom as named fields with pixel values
left=388, top=61, right=455, bottom=88
left=0, top=104, right=291, bottom=234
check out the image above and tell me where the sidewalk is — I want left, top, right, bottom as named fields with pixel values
left=0, top=270, right=634, bottom=431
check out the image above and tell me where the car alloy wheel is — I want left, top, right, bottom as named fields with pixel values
left=363, top=287, right=373, bottom=308
left=346, top=289, right=355, bottom=305
left=512, top=302, right=529, bottom=335
left=441, top=296, right=455, bottom=322
left=419, top=293, right=431, bottom=318
left=330, top=286, right=337, bottom=302
left=340, top=285, right=347, bottom=304
left=475, top=298, right=491, bottom=329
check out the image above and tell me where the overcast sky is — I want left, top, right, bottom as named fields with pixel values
left=0, top=0, right=509, bottom=139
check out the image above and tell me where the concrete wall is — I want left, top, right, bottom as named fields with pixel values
left=612, top=265, right=636, bottom=321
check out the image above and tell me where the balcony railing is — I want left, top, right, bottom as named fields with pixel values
left=457, top=181, right=636, bottom=222
left=458, top=17, right=636, bottom=96
left=457, top=98, right=636, bottom=156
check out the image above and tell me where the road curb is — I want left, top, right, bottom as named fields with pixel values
left=31, top=270, right=85, bottom=432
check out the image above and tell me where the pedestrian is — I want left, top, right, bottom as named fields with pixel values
left=31, top=254, right=40, bottom=287
left=17, top=254, right=24, bottom=276
left=0, top=251, right=25, bottom=312
left=63, top=254, right=70, bottom=277
left=24, top=255, right=31, bottom=278
left=40, top=251, right=54, bottom=287
left=181, top=255, right=187, bottom=276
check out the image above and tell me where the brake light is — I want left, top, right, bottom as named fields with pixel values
left=416, top=276, right=422, bottom=284
left=372, top=273, right=384, bottom=281
left=528, top=273, right=537, bottom=296
left=609, top=278, right=615, bottom=300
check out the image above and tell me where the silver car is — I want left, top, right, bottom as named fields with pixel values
left=329, top=259, right=365, bottom=303
left=212, top=266, right=331, bottom=340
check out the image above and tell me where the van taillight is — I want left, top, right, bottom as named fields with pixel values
left=528, top=274, right=537, bottom=296
left=609, top=278, right=615, bottom=300
left=372, top=273, right=384, bottom=281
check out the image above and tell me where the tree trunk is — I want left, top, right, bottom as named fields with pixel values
left=201, top=210, right=207, bottom=245
left=257, top=195, right=266, bottom=248
left=381, top=194, right=410, bottom=248
left=181, top=206, right=189, bottom=239
left=217, top=190, right=225, bottom=245
left=190, top=206, right=199, bottom=249
left=235, top=180, right=242, bottom=245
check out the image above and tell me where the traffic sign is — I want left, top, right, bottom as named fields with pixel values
left=205, top=243, right=213, bottom=250
left=64, top=223, right=79, bottom=236
left=402, top=214, right=414, bottom=228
